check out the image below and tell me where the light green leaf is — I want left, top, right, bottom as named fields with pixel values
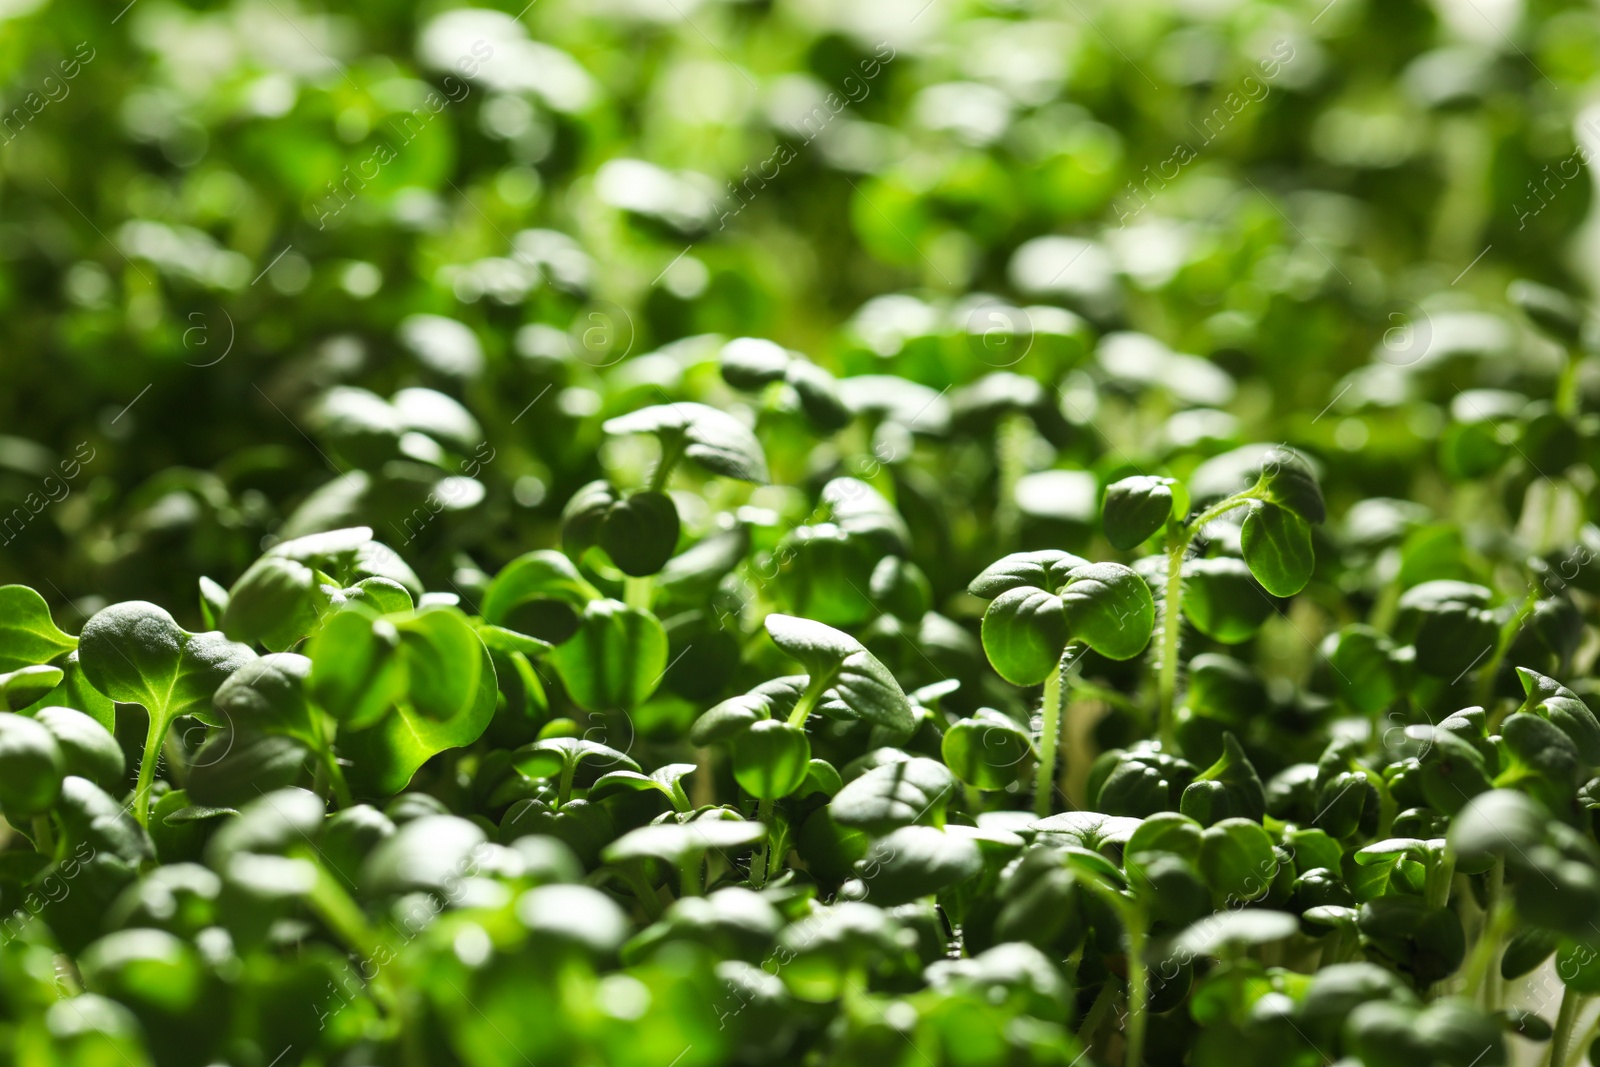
left=0, top=585, right=77, bottom=672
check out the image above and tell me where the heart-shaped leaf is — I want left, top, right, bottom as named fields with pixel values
left=598, top=490, right=680, bottom=578
left=80, top=602, right=257, bottom=730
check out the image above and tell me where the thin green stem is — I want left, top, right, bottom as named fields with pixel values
left=751, top=796, right=776, bottom=887
left=1557, top=349, right=1581, bottom=419
left=624, top=576, right=655, bottom=611
left=1036, top=645, right=1081, bottom=818
left=132, top=710, right=171, bottom=828
left=1463, top=857, right=1510, bottom=1008
left=319, top=742, right=354, bottom=810
left=648, top=435, right=687, bottom=493
left=1157, top=526, right=1186, bottom=751
left=1550, top=986, right=1583, bottom=1067
left=557, top=759, right=577, bottom=809
left=31, top=815, right=54, bottom=860
left=1424, top=850, right=1455, bottom=911
left=679, top=855, right=703, bottom=898
left=786, top=678, right=827, bottom=728
left=1156, top=492, right=1258, bottom=749
left=995, top=412, right=1031, bottom=546
left=1075, top=977, right=1118, bottom=1050
left=1124, top=912, right=1149, bottom=1067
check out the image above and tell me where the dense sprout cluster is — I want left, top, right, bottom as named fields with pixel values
left=6, top=0, right=1600, bottom=1065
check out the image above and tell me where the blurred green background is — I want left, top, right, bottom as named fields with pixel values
left=0, top=0, right=1591, bottom=627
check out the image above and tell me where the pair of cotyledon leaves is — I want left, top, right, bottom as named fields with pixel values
left=967, top=550, right=1156, bottom=686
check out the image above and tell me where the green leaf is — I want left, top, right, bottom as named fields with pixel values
left=361, top=814, right=485, bottom=897
left=1059, top=562, right=1155, bottom=660
left=830, top=757, right=955, bottom=833
left=221, top=556, right=332, bottom=652
left=198, top=576, right=229, bottom=630
left=1182, top=557, right=1274, bottom=643
left=186, top=729, right=313, bottom=808
left=343, top=576, right=414, bottom=616
left=1240, top=501, right=1315, bottom=596
left=732, top=720, right=811, bottom=800
left=1180, top=733, right=1266, bottom=825
left=853, top=825, right=983, bottom=907
left=689, top=678, right=803, bottom=745
left=587, top=762, right=697, bottom=807
left=395, top=607, right=485, bottom=722
left=0, top=713, right=64, bottom=817
left=306, top=611, right=405, bottom=729
left=1516, top=668, right=1600, bottom=764
left=603, top=817, right=766, bottom=867
left=1197, top=818, right=1277, bottom=902
left=0, top=665, right=63, bottom=711
left=512, top=736, right=640, bottom=781
left=340, top=618, right=497, bottom=797
left=603, top=402, right=769, bottom=483
left=1170, top=910, right=1298, bottom=958
left=1446, top=790, right=1546, bottom=865
left=265, top=527, right=421, bottom=596
left=1327, top=626, right=1402, bottom=715
left=599, top=490, right=680, bottom=578
left=763, top=614, right=912, bottom=732
left=942, top=709, right=1035, bottom=790
left=1102, top=476, right=1178, bottom=550
left=980, top=587, right=1067, bottom=686
left=720, top=336, right=791, bottom=389
left=550, top=599, right=668, bottom=712
left=1509, top=278, right=1584, bottom=346
left=0, top=585, right=77, bottom=671
left=785, top=360, right=851, bottom=432
left=32, top=705, right=123, bottom=791
left=1397, top=581, right=1499, bottom=679
left=212, top=652, right=317, bottom=746
left=79, top=602, right=256, bottom=731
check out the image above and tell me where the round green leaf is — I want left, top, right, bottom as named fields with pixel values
left=1182, top=557, right=1273, bottom=644
left=1102, top=476, right=1177, bottom=550
left=1060, top=562, right=1155, bottom=660
left=1240, top=501, right=1314, bottom=597
left=732, top=719, right=812, bottom=800
left=980, top=587, right=1067, bottom=686
left=598, top=490, right=680, bottom=578
left=0, top=713, right=64, bottom=817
